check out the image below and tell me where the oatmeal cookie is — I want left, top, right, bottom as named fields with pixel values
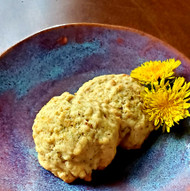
left=75, top=74, right=154, bottom=149
left=32, top=92, right=120, bottom=183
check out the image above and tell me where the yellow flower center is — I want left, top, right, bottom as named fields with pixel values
left=142, top=77, right=190, bottom=132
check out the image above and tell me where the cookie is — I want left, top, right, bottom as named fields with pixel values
left=75, top=74, right=154, bottom=149
left=32, top=92, right=120, bottom=183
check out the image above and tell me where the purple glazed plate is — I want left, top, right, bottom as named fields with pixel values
left=0, top=23, right=190, bottom=191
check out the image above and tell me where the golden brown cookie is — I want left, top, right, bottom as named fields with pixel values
left=75, top=74, right=154, bottom=149
left=32, top=92, right=120, bottom=183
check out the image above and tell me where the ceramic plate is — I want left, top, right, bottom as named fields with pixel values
left=0, top=23, right=190, bottom=191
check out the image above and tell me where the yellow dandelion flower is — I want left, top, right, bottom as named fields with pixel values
left=142, top=77, right=190, bottom=132
left=131, top=59, right=181, bottom=84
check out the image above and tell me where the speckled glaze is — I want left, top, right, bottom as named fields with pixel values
left=0, top=23, right=190, bottom=191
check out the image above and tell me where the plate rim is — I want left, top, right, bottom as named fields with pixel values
left=0, top=22, right=190, bottom=65
left=0, top=22, right=190, bottom=190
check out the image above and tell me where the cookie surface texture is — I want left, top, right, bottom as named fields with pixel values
left=32, top=92, right=120, bottom=183
left=75, top=74, right=154, bottom=149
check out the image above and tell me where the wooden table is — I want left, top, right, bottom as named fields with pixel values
left=0, top=0, right=190, bottom=59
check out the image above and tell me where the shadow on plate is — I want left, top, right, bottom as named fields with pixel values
left=73, top=129, right=162, bottom=186
left=72, top=117, right=189, bottom=186
left=172, top=117, right=190, bottom=138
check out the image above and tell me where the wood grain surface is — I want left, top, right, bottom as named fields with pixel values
left=0, top=0, right=190, bottom=58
